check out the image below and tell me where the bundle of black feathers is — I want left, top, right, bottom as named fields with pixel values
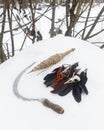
left=43, top=62, right=88, bottom=103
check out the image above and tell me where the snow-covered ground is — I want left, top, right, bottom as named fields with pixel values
left=0, top=35, right=104, bottom=130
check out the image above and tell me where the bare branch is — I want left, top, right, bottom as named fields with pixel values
left=84, top=6, right=104, bottom=40
left=82, top=0, right=93, bottom=39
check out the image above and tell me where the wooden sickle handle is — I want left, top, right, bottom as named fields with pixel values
left=42, top=98, right=64, bottom=114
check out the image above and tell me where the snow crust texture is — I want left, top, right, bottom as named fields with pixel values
left=0, top=35, right=104, bottom=130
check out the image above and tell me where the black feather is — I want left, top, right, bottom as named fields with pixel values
left=44, top=77, right=56, bottom=87
left=79, top=70, right=88, bottom=94
left=79, top=84, right=88, bottom=95
left=72, top=85, right=82, bottom=103
left=59, top=83, right=74, bottom=96
left=69, top=62, right=79, bottom=77
left=43, top=72, right=56, bottom=81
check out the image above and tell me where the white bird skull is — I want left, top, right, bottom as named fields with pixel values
left=64, top=75, right=80, bottom=84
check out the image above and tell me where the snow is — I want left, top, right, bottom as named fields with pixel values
left=0, top=35, right=104, bottom=130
